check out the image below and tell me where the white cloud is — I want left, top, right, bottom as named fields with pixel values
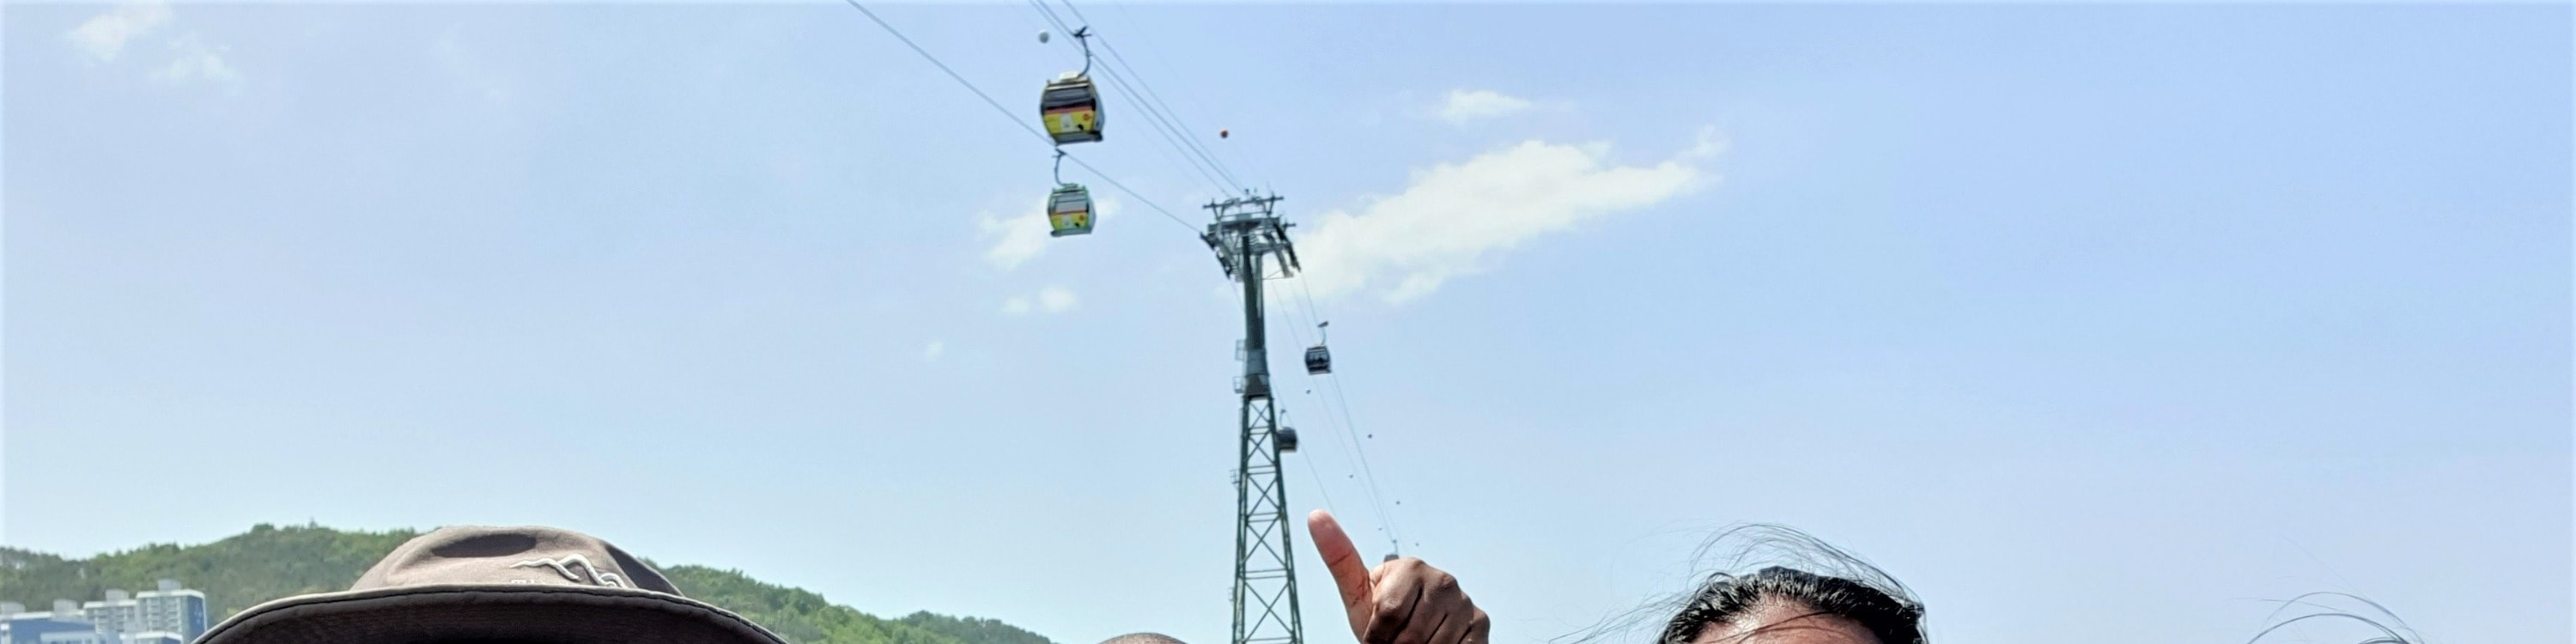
left=1000, top=287, right=1078, bottom=316
left=979, top=211, right=1053, bottom=270
left=66, top=4, right=244, bottom=93
left=66, top=3, right=172, bottom=63
left=1038, top=287, right=1078, bottom=313
left=1682, top=125, right=1728, bottom=160
left=921, top=340, right=946, bottom=363
left=152, top=33, right=242, bottom=90
left=978, top=195, right=1117, bottom=270
left=1437, top=89, right=1534, bottom=125
left=1298, top=130, right=1721, bottom=303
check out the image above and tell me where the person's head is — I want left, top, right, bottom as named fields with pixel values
left=1607, top=525, right=1923, bottom=644
left=1100, top=633, right=1188, bottom=644
left=200, top=526, right=790, bottom=644
left=1654, top=567, right=1923, bottom=644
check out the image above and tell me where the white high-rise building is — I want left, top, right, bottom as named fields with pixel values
left=81, top=581, right=208, bottom=642
left=133, top=581, right=205, bottom=642
left=76, top=592, right=129, bottom=638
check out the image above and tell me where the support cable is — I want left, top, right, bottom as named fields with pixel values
left=1093, top=35, right=1245, bottom=191
left=1320, top=363, right=1401, bottom=556
left=839, top=0, right=1198, bottom=233
left=1022, top=2, right=1225, bottom=196
left=1278, top=289, right=1403, bottom=556
left=1054, top=0, right=1248, bottom=191
left=1105, top=1, right=1274, bottom=185
left=1026, top=0, right=1076, bottom=37
left=1091, top=53, right=1237, bottom=193
left=1279, top=407, right=1341, bottom=519
left=1281, top=318, right=1388, bottom=546
left=1031, top=2, right=1242, bottom=194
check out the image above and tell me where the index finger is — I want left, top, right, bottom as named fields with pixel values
left=1307, top=509, right=1374, bottom=611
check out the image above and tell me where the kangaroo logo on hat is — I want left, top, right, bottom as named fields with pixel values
left=511, top=554, right=630, bottom=588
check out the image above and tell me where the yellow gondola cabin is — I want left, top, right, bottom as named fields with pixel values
left=1041, top=73, right=1103, bottom=144
left=1048, top=184, right=1094, bottom=237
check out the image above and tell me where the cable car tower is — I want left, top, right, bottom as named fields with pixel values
left=1202, top=191, right=1307, bottom=644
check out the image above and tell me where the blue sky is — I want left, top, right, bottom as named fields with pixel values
left=4, top=3, right=2567, bottom=644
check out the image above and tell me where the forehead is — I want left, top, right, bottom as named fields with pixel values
left=1689, top=601, right=1884, bottom=644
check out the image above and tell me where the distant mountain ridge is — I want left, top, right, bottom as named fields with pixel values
left=0, top=524, right=1056, bottom=644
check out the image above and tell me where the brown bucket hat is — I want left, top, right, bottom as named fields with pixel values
left=199, top=526, right=791, bottom=644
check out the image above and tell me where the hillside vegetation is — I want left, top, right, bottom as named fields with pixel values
left=0, top=524, right=1054, bottom=644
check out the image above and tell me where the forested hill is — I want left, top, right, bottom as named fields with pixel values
left=0, top=524, right=1056, bottom=644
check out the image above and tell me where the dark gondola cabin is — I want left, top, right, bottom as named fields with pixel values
left=1275, top=427, right=1298, bottom=453
left=1048, top=184, right=1095, bottom=237
left=1041, top=73, right=1103, bottom=144
left=1304, top=343, right=1331, bottom=374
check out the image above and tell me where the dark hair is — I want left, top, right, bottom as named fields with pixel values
left=1552, top=525, right=1924, bottom=644
left=1656, top=566, right=1924, bottom=644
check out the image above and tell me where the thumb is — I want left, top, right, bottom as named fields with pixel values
left=1307, top=509, right=1374, bottom=635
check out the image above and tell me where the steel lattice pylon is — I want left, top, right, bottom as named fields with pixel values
left=1203, top=193, right=1305, bottom=644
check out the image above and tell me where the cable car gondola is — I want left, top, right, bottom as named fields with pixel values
left=1041, top=73, right=1103, bottom=145
left=1304, top=321, right=1332, bottom=374
left=1048, top=184, right=1094, bottom=237
left=1038, top=27, right=1103, bottom=144
left=1036, top=29, right=1097, bottom=239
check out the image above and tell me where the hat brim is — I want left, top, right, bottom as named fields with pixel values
left=199, top=584, right=792, bottom=644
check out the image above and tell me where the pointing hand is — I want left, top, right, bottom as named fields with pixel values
left=1308, top=510, right=1490, bottom=644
